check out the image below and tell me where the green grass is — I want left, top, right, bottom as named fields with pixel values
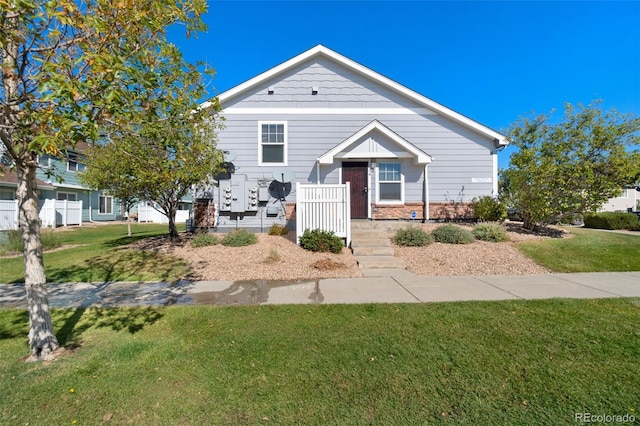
left=0, top=224, right=187, bottom=283
left=517, top=227, right=640, bottom=272
left=0, top=300, right=638, bottom=424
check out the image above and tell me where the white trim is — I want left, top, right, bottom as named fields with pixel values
left=492, top=152, right=498, bottom=196
left=318, top=120, right=431, bottom=165
left=258, top=121, right=288, bottom=166
left=375, top=161, right=404, bottom=205
left=424, top=164, right=429, bottom=221
left=222, top=107, right=435, bottom=116
left=208, top=45, right=508, bottom=147
left=98, top=194, right=113, bottom=215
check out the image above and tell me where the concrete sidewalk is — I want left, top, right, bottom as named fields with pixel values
left=0, top=271, right=638, bottom=308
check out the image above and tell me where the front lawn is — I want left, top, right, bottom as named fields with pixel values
left=0, top=224, right=187, bottom=283
left=516, top=227, right=640, bottom=272
left=0, top=300, right=638, bottom=424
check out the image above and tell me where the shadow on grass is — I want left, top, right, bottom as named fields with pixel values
left=101, top=233, right=168, bottom=249
left=0, top=310, right=29, bottom=340
left=54, top=306, right=164, bottom=348
left=45, top=249, right=185, bottom=283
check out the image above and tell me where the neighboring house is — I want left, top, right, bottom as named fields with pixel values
left=202, top=45, right=507, bottom=232
left=35, top=144, right=122, bottom=223
left=599, top=186, right=640, bottom=212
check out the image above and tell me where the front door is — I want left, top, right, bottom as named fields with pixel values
left=342, top=161, right=368, bottom=219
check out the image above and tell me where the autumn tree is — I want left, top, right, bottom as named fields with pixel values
left=504, top=101, right=640, bottom=230
left=81, top=85, right=222, bottom=241
left=0, top=0, right=208, bottom=361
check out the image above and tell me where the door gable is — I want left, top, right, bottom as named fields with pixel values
left=318, top=120, right=431, bottom=165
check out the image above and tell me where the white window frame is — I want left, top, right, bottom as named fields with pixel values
left=57, top=192, right=77, bottom=201
left=376, top=162, right=404, bottom=204
left=258, top=121, right=287, bottom=166
left=99, top=194, right=113, bottom=215
left=67, top=152, right=85, bottom=172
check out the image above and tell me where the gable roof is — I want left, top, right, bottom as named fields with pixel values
left=318, top=120, right=431, bottom=165
left=205, top=44, right=508, bottom=147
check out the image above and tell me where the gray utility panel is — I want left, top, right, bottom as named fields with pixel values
left=219, top=174, right=265, bottom=213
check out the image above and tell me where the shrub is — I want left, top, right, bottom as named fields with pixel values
left=264, top=248, right=281, bottom=264
left=432, top=225, right=475, bottom=244
left=190, top=233, right=219, bottom=248
left=221, top=229, right=258, bottom=247
left=583, top=212, right=639, bottom=230
left=268, top=224, right=289, bottom=236
left=392, top=226, right=433, bottom=247
left=472, top=196, right=507, bottom=222
left=472, top=223, right=509, bottom=242
left=299, top=229, right=344, bottom=254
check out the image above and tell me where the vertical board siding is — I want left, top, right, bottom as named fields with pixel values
left=296, top=182, right=351, bottom=246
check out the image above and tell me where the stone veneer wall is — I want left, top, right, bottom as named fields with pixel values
left=371, top=202, right=475, bottom=221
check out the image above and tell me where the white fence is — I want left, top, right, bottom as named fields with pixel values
left=0, top=199, right=82, bottom=230
left=0, top=200, right=18, bottom=231
left=137, top=204, right=190, bottom=224
left=296, top=182, right=351, bottom=246
left=39, top=200, right=83, bottom=228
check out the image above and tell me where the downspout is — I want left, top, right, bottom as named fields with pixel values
left=424, top=164, right=429, bottom=221
left=492, top=151, right=499, bottom=196
left=316, top=159, right=321, bottom=184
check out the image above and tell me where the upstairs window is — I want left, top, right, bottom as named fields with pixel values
left=377, top=162, right=403, bottom=202
left=67, top=152, right=85, bottom=172
left=259, top=122, right=287, bottom=165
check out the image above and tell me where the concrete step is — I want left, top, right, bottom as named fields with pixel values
left=351, top=238, right=390, bottom=248
left=352, top=246, right=395, bottom=256
left=351, top=229, right=388, bottom=239
left=356, top=256, right=405, bottom=269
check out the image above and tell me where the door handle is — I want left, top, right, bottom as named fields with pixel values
left=363, top=187, right=368, bottom=193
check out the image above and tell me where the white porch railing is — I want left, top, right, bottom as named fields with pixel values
left=39, top=200, right=83, bottom=228
left=0, top=200, right=19, bottom=231
left=296, top=182, right=351, bottom=246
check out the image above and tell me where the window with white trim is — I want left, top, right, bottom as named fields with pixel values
left=57, top=192, right=77, bottom=201
left=259, top=122, right=287, bottom=165
left=99, top=194, right=113, bottom=214
left=67, top=152, right=85, bottom=172
left=378, top=162, right=403, bottom=202
left=0, top=188, right=15, bottom=200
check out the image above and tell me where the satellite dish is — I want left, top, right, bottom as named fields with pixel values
left=222, top=150, right=237, bottom=162
left=272, top=169, right=295, bottom=183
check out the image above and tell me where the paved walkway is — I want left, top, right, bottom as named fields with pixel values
left=0, top=271, right=638, bottom=308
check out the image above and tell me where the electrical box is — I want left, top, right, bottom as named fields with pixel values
left=218, top=175, right=259, bottom=213
left=258, top=187, right=270, bottom=202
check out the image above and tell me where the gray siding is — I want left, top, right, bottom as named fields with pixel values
left=213, top=58, right=497, bottom=228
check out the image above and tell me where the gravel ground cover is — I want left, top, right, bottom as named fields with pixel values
left=150, top=222, right=561, bottom=281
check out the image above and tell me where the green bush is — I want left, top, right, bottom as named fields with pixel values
left=472, top=196, right=507, bottom=222
left=190, top=233, right=219, bottom=247
left=432, top=225, right=475, bottom=244
left=299, top=229, right=344, bottom=254
left=221, top=229, right=258, bottom=247
left=392, top=226, right=433, bottom=247
left=583, top=212, right=639, bottom=230
left=268, top=224, right=289, bottom=236
left=472, top=223, right=509, bottom=242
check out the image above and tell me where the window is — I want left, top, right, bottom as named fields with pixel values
left=99, top=195, right=113, bottom=214
left=259, top=122, right=287, bottom=165
left=57, top=192, right=77, bottom=201
left=378, top=162, right=402, bottom=202
left=67, top=152, right=85, bottom=172
left=0, top=188, right=15, bottom=200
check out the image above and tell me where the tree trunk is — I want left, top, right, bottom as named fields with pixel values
left=167, top=204, right=180, bottom=242
left=17, top=165, right=60, bottom=361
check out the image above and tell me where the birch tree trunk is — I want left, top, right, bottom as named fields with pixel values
left=16, top=164, right=60, bottom=361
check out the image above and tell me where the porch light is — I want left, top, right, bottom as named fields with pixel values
left=311, top=87, right=318, bottom=95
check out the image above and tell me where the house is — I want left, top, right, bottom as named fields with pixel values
left=599, top=186, right=640, bottom=213
left=201, top=45, right=508, bottom=232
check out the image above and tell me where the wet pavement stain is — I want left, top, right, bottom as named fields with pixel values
left=0, top=279, right=320, bottom=308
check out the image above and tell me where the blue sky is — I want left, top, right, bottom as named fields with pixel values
left=168, top=1, right=640, bottom=169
